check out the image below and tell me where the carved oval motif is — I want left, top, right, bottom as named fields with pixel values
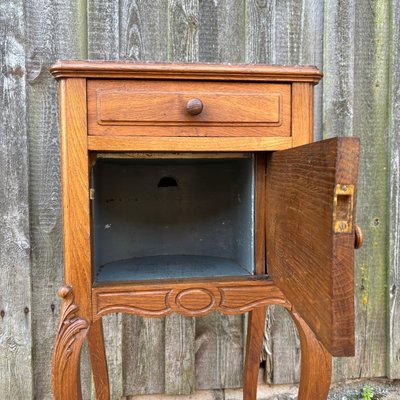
left=176, top=288, right=215, bottom=313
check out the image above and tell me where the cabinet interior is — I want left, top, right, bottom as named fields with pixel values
left=91, top=153, right=256, bottom=282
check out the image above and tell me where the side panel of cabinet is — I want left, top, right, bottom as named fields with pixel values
left=59, top=78, right=92, bottom=320
left=266, top=137, right=360, bottom=356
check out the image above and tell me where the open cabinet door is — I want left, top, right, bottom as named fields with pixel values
left=266, top=137, right=360, bottom=356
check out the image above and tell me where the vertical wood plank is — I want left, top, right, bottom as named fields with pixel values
left=195, top=312, right=244, bottom=390
left=246, top=0, right=275, bottom=65
left=271, top=0, right=324, bottom=139
left=88, top=2, right=171, bottom=396
left=0, top=1, right=33, bottom=398
left=388, top=0, right=400, bottom=380
left=117, top=1, right=170, bottom=396
left=323, top=0, right=355, bottom=138
left=245, top=0, right=323, bottom=385
left=88, top=0, right=119, bottom=60
left=269, top=309, right=301, bottom=384
left=244, top=5, right=276, bottom=383
left=199, top=0, right=245, bottom=63
left=120, top=0, right=169, bottom=61
left=163, top=1, right=199, bottom=393
left=122, top=316, right=165, bottom=395
left=165, top=314, right=195, bottom=394
left=271, top=1, right=322, bottom=384
left=194, top=0, right=248, bottom=391
left=25, top=0, right=88, bottom=398
left=87, top=2, right=123, bottom=398
left=323, top=1, right=356, bottom=382
left=101, top=314, right=123, bottom=397
left=327, top=0, right=390, bottom=381
left=168, top=0, right=199, bottom=62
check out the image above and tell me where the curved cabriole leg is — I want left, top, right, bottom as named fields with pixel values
left=52, top=286, right=89, bottom=400
left=87, top=318, right=110, bottom=400
left=243, top=306, right=266, bottom=400
left=290, top=310, right=332, bottom=400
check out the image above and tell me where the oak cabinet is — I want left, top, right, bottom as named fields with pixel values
left=50, top=61, right=361, bottom=400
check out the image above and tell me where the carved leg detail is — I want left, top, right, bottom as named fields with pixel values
left=88, top=318, right=110, bottom=400
left=289, top=310, right=332, bottom=400
left=52, top=286, right=89, bottom=400
left=243, top=306, right=266, bottom=400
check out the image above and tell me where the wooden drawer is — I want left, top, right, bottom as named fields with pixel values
left=87, top=80, right=291, bottom=137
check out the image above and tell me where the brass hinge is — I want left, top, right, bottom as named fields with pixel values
left=89, top=188, right=95, bottom=200
left=333, top=184, right=354, bottom=233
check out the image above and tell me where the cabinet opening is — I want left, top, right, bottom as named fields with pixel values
left=91, top=154, right=255, bottom=282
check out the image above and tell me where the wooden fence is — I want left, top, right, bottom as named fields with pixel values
left=0, top=0, right=399, bottom=398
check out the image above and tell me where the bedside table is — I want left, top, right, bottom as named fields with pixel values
left=50, top=61, right=361, bottom=400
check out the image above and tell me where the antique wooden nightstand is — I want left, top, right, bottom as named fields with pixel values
left=49, top=61, right=361, bottom=400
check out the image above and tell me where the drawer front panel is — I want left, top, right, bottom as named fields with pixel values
left=88, top=80, right=291, bottom=137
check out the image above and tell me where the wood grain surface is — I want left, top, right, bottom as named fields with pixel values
left=165, top=3, right=198, bottom=392
left=0, top=2, right=33, bottom=398
left=243, top=306, right=266, bottom=400
left=52, top=286, right=89, bottom=400
left=59, top=78, right=92, bottom=319
left=388, top=0, right=400, bottom=380
left=245, top=0, right=325, bottom=383
left=195, top=3, right=248, bottom=391
left=87, top=79, right=291, bottom=137
left=324, top=0, right=390, bottom=382
left=92, top=278, right=288, bottom=319
left=88, top=135, right=292, bottom=152
left=50, top=60, right=322, bottom=82
left=87, top=2, right=124, bottom=396
left=24, top=0, right=90, bottom=397
left=266, top=137, right=360, bottom=356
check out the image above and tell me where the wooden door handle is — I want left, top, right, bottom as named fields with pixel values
left=186, top=98, right=203, bottom=115
left=354, top=224, right=363, bottom=249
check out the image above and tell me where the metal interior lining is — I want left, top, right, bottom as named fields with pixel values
left=92, top=155, right=255, bottom=281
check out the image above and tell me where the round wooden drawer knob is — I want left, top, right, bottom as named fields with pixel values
left=186, top=98, right=203, bottom=115
left=354, top=224, right=363, bottom=249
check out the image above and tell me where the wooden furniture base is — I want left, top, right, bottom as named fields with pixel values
left=52, top=277, right=332, bottom=400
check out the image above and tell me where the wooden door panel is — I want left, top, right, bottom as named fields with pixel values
left=266, top=137, right=360, bottom=356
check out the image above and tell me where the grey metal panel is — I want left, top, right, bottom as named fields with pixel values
left=92, top=156, right=255, bottom=280
left=96, top=255, right=250, bottom=282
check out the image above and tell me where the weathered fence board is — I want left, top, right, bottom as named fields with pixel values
left=199, top=0, right=246, bottom=63
left=196, top=0, right=247, bottom=391
left=0, top=0, right=398, bottom=398
left=165, top=2, right=198, bottom=393
left=87, top=1, right=169, bottom=397
left=88, top=0, right=119, bottom=60
left=119, top=0, right=170, bottom=395
left=322, top=0, right=358, bottom=382
left=329, top=0, right=389, bottom=380
left=245, top=0, right=324, bottom=385
left=25, top=0, right=87, bottom=398
left=87, top=3, right=123, bottom=398
left=0, top=2, right=33, bottom=399
left=388, top=0, right=400, bottom=380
